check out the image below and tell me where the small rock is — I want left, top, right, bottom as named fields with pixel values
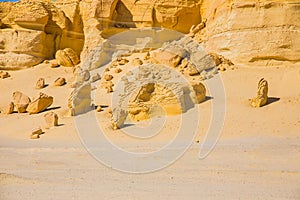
left=191, top=82, right=206, bottom=104
left=118, top=58, right=129, bottom=65
left=1, top=102, right=14, bottom=114
left=132, top=58, right=143, bottom=66
left=91, top=73, right=101, bottom=82
left=110, top=60, right=119, bottom=67
left=114, top=68, right=122, bottom=73
left=43, top=60, right=50, bottom=64
left=35, top=78, right=45, bottom=89
left=26, top=92, right=53, bottom=114
left=31, top=127, right=43, bottom=136
left=54, top=77, right=66, bottom=86
left=44, top=112, right=58, bottom=127
left=13, top=91, right=31, bottom=113
left=0, top=71, right=10, bottom=79
left=187, top=63, right=200, bottom=76
left=30, top=134, right=40, bottom=139
left=49, top=60, right=60, bottom=68
left=144, top=52, right=151, bottom=60
left=104, top=74, right=113, bottom=81
left=101, top=81, right=114, bottom=93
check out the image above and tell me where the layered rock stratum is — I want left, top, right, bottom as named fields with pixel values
left=0, top=0, right=299, bottom=70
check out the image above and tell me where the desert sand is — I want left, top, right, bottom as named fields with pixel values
left=1, top=0, right=300, bottom=199
left=0, top=60, right=299, bottom=199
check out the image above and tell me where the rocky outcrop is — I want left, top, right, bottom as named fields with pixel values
left=195, top=0, right=300, bottom=66
left=0, top=0, right=84, bottom=70
left=1, top=0, right=299, bottom=69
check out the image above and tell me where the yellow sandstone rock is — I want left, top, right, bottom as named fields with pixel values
left=250, top=78, right=269, bottom=108
left=26, top=93, right=53, bottom=114
left=12, top=91, right=31, bottom=113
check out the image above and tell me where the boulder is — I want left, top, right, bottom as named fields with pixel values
left=55, top=48, right=80, bottom=67
left=0, top=102, right=14, bottom=115
left=191, top=82, right=206, bottom=104
left=26, top=93, right=53, bottom=114
left=13, top=91, right=31, bottom=113
left=111, top=108, right=128, bottom=130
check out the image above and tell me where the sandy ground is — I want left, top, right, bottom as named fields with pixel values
left=0, top=61, right=300, bottom=199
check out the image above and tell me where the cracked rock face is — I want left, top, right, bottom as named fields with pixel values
left=1, top=0, right=299, bottom=69
left=196, top=0, right=300, bottom=66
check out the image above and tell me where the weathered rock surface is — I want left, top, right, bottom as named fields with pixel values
left=0, top=0, right=83, bottom=69
left=250, top=78, right=269, bottom=108
left=68, top=83, right=91, bottom=115
left=44, top=112, right=58, bottom=128
left=1, top=0, right=299, bottom=69
left=0, top=102, right=14, bottom=114
left=35, top=78, right=45, bottom=89
left=54, top=77, right=66, bottom=86
left=55, top=48, right=80, bottom=67
left=196, top=0, right=300, bottom=66
left=26, top=92, right=53, bottom=114
left=112, top=64, right=204, bottom=126
left=191, top=82, right=206, bottom=104
left=12, top=91, right=31, bottom=113
left=30, top=127, right=43, bottom=139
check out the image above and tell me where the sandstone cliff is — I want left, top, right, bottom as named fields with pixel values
left=197, top=0, right=300, bottom=66
left=0, top=0, right=299, bottom=69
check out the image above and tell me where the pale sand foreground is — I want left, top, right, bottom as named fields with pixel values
left=0, top=63, right=300, bottom=199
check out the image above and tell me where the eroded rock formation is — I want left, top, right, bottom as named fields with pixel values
left=1, top=0, right=299, bottom=69
left=250, top=78, right=269, bottom=108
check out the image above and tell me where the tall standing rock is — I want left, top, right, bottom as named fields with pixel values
left=250, top=78, right=269, bottom=108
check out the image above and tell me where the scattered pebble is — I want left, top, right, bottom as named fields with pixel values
left=104, top=74, right=113, bottom=81
left=54, top=77, right=66, bottom=86
left=0, top=71, right=10, bottom=79
left=114, top=68, right=122, bottom=73
left=35, top=78, right=45, bottom=89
